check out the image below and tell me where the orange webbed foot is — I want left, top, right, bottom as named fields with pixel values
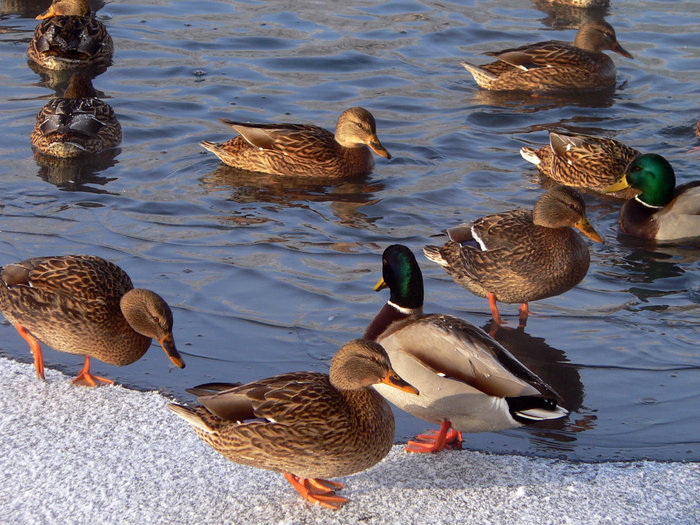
left=71, top=356, right=114, bottom=387
left=405, top=420, right=462, bottom=453
left=284, top=473, right=349, bottom=510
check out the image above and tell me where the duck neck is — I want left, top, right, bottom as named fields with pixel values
left=363, top=301, right=423, bottom=341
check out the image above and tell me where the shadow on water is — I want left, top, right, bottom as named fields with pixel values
left=34, top=149, right=120, bottom=194
left=200, top=164, right=384, bottom=228
left=485, top=321, right=597, bottom=454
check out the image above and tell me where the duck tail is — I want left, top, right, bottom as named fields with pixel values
left=520, top=146, right=541, bottom=166
left=168, top=404, right=214, bottom=433
left=506, top=396, right=568, bottom=425
left=423, top=245, right=448, bottom=266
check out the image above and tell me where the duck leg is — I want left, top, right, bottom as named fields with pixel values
left=518, top=302, right=529, bottom=328
left=405, top=420, right=463, bottom=453
left=16, top=324, right=44, bottom=380
left=283, top=472, right=349, bottom=510
left=487, top=292, right=503, bottom=335
left=72, top=356, right=114, bottom=387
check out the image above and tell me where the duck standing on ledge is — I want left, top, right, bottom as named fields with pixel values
left=200, top=107, right=391, bottom=177
left=424, top=186, right=602, bottom=329
left=170, top=339, right=417, bottom=510
left=365, top=245, right=567, bottom=454
left=604, top=153, right=700, bottom=241
left=0, top=255, right=184, bottom=386
left=462, top=19, right=632, bottom=92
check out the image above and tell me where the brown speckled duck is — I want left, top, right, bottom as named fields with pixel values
left=423, top=186, right=602, bottom=329
left=27, top=0, right=113, bottom=70
left=364, top=245, right=567, bottom=454
left=169, top=339, right=417, bottom=510
left=520, top=131, right=639, bottom=199
left=200, top=107, right=391, bottom=177
left=462, top=19, right=632, bottom=92
left=0, top=255, right=184, bottom=386
left=604, top=153, right=700, bottom=242
left=31, top=72, right=121, bottom=157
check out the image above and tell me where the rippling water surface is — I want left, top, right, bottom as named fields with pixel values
left=0, top=0, right=698, bottom=461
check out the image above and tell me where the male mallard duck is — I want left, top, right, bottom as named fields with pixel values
left=520, top=131, right=639, bottom=199
left=200, top=107, right=391, bottom=177
left=364, top=245, right=567, bottom=454
left=0, top=255, right=184, bottom=386
left=604, top=153, right=700, bottom=241
left=461, top=19, right=632, bottom=92
left=31, top=72, right=121, bottom=158
left=169, top=339, right=417, bottom=510
left=27, top=0, right=113, bottom=70
left=423, top=185, right=602, bottom=328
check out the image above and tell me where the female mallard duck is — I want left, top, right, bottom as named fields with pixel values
left=520, top=131, right=639, bottom=199
left=461, top=19, right=632, bottom=92
left=604, top=153, right=700, bottom=241
left=200, top=107, right=391, bottom=177
left=0, top=255, right=184, bottom=386
left=364, top=245, right=567, bottom=454
left=169, top=339, right=417, bottom=510
left=31, top=72, right=121, bottom=157
left=423, top=185, right=602, bottom=328
left=27, top=0, right=113, bottom=70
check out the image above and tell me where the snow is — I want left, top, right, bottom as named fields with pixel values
left=2, top=357, right=698, bottom=524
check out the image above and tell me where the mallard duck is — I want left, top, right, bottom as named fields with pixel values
left=169, top=339, right=417, bottom=510
left=423, top=185, right=602, bottom=328
left=520, top=131, right=639, bottom=199
left=200, top=107, right=391, bottom=177
left=461, top=19, right=632, bottom=92
left=364, top=245, right=567, bottom=454
left=27, top=0, right=113, bottom=70
left=0, top=255, right=184, bottom=386
left=604, top=153, right=700, bottom=241
left=31, top=72, right=121, bottom=158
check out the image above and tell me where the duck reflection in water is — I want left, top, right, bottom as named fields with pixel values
left=485, top=321, right=597, bottom=452
left=531, top=1, right=610, bottom=31
left=34, top=148, right=118, bottom=194
left=200, top=165, right=384, bottom=228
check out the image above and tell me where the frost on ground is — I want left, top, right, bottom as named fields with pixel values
left=1, top=357, right=698, bottom=525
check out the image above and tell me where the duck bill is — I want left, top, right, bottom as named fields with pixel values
left=611, top=42, right=633, bottom=59
left=159, top=333, right=185, bottom=369
left=575, top=217, right=603, bottom=243
left=373, top=276, right=388, bottom=292
left=367, top=136, right=391, bottom=159
left=35, top=5, right=57, bottom=19
left=603, top=175, right=631, bottom=193
left=381, top=369, right=418, bottom=395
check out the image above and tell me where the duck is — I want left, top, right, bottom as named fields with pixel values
left=363, top=245, right=567, bottom=454
left=423, top=185, right=602, bottom=329
left=520, top=131, right=639, bottom=199
left=27, top=0, right=113, bottom=70
left=200, top=107, right=391, bottom=177
left=0, top=255, right=184, bottom=386
left=31, top=72, right=121, bottom=158
left=169, top=339, right=417, bottom=510
left=461, top=19, right=633, bottom=92
left=603, top=153, right=700, bottom=241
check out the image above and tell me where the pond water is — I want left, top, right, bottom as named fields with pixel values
left=0, top=0, right=698, bottom=462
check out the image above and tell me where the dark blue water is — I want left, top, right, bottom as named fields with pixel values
left=0, top=0, right=698, bottom=461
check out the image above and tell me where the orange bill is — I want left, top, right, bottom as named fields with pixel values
left=367, top=136, right=391, bottom=159
left=381, top=368, right=419, bottom=395
left=159, top=333, right=185, bottom=368
left=575, top=217, right=603, bottom=243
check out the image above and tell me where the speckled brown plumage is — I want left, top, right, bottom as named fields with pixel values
left=520, top=132, right=639, bottom=199
left=462, top=19, right=632, bottom=92
left=423, top=186, right=602, bottom=324
left=31, top=72, right=121, bottom=158
left=169, top=339, right=416, bottom=509
left=27, top=0, right=113, bottom=70
left=200, top=107, right=391, bottom=177
left=0, top=255, right=184, bottom=384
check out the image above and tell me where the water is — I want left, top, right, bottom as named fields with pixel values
left=0, top=0, right=698, bottom=462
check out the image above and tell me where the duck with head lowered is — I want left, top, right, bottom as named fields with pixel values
left=169, top=339, right=417, bottom=510
left=424, top=185, right=602, bottom=330
left=462, top=19, right=632, bottom=93
left=604, top=153, right=700, bottom=242
left=200, top=107, right=391, bottom=178
left=364, top=244, right=568, bottom=454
